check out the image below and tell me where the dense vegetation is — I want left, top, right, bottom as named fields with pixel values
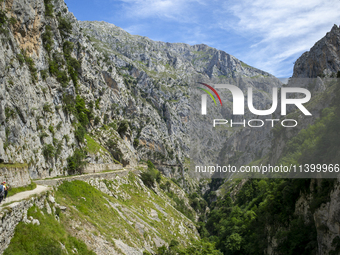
left=140, top=160, right=161, bottom=188
left=197, top=79, right=340, bottom=254
left=199, top=178, right=318, bottom=255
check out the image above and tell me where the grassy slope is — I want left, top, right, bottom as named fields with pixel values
left=4, top=204, right=94, bottom=255
left=4, top=171, right=201, bottom=254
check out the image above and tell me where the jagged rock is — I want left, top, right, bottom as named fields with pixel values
left=45, top=201, right=52, bottom=214
left=58, top=205, right=67, bottom=211
left=48, top=195, right=55, bottom=204
left=32, top=219, right=40, bottom=225
left=294, top=25, right=340, bottom=78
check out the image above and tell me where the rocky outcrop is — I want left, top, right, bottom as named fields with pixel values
left=293, top=25, right=340, bottom=78
left=292, top=180, right=340, bottom=255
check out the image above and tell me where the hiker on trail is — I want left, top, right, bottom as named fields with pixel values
left=3, top=182, right=8, bottom=201
left=0, top=183, right=4, bottom=204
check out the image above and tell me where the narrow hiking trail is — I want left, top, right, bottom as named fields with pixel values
left=0, top=168, right=141, bottom=210
left=0, top=185, right=51, bottom=208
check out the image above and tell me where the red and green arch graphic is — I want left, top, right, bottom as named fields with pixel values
left=197, top=82, right=222, bottom=106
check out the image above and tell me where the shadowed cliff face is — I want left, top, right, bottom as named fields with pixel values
left=293, top=25, right=340, bottom=78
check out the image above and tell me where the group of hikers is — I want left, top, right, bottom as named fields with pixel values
left=0, top=181, right=8, bottom=204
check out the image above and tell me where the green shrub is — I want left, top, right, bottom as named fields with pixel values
left=103, top=114, right=108, bottom=124
left=42, top=144, right=55, bottom=160
left=44, top=0, right=54, bottom=17
left=95, top=98, right=101, bottom=109
left=0, top=10, right=8, bottom=35
left=160, top=181, right=171, bottom=192
left=21, top=51, right=38, bottom=83
left=39, top=132, right=49, bottom=139
left=108, top=122, right=117, bottom=130
left=56, top=70, right=69, bottom=87
left=42, top=25, right=53, bottom=54
left=63, top=134, right=69, bottom=143
left=17, top=54, right=25, bottom=65
left=53, top=138, right=63, bottom=159
left=172, top=196, right=195, bottom=222
left=140, top=160, right=161, bottom=188
left=75, top=125, right=86, bottom=143
left=43, top=103, right=53, bottom=113
left=310, top=179, right=335, bottom=213
left=63, top=41, right=81, bottom=87
left=9, top=17, right=16, bottom=25
left=58, top=16, right=72, bottom=37
left=49, top=53, right=69, bottom=87
left=75, top=95, right=90, bottom=127
left=40, top=69, right=48, bottom=80
left=62, top=93, right=75, bottom=114
left=88, top=101, right=94, bottom=109
left=48, top=59, right=58, bottom=75
left=67, top=148, right=87, bottom=174
left=94, top=116, right=100, bottom=126
left=118, top=120, right=129, bottom=135
left=56, top=121, right=62, bottom=130
left=5, top=107, right=16, bottom=120
left=63, top=41, right=73, bottom=60
left=0, top=10, right=7, bottom=28
left=48, top=125, right=54, bottom=135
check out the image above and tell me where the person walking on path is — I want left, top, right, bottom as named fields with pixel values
left=3, top=182, right=8, bottom=201
left=0, top=183, right=4, bottom=204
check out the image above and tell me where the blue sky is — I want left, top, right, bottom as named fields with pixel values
left=65, top=0, right=340, bottom=78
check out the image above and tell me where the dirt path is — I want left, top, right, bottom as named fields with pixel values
left=0, top=167, right=143, bottom=209
left=0, top=185, right=51, bottom=208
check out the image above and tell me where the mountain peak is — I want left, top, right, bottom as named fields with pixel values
left=293, top=25, right=340, bottom=78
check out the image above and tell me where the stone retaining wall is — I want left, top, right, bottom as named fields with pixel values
left=83, top=163, right=123, bottom=174
left=0, top=166, right=31, bottom=188
left=34, top=169, right=139, bottom=187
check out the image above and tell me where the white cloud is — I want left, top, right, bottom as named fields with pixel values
left=119, top=0, right=203, bottom=22
left=220, top=0, right=340, bottom=76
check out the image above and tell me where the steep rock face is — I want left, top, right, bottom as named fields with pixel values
left=79, top=21, right=270, bottom=81
left=79, top=21, right=282, bottom=176
left=0, top=0, right=280, bottom=183
left=0, top=0, right=142, bottom=178
left=260, top=26, right=340, bottom=255
left=293, top=25, right=340, bottom=78
left=266, top=26, right=340, bottom=166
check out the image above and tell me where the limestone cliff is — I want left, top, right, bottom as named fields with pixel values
left=293, top=24, right=340, bottom=78
left=0, top=0, right=279, bottom=185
